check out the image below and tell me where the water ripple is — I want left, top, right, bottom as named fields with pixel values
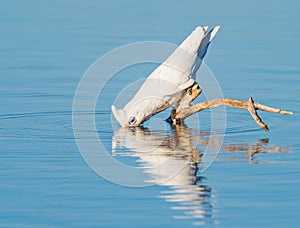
left=0, top=111, right=73, bottom=140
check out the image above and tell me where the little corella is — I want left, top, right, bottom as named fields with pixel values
left=112, top=26, right=220, bottom=127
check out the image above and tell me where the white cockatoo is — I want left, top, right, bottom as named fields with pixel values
left=112, top=26, right=220, bottom=127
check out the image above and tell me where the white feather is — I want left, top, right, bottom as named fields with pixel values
left=112, top=26, right=220, bottom=127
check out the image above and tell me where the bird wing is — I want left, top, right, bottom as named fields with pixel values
left=124, top=26, right=220, bottom=109
left=147, top=25, right=220, bottom=96
left=149, top=26, right=206, bottom=96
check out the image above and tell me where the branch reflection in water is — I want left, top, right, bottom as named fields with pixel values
left=112, top=125, right=286, bottom=226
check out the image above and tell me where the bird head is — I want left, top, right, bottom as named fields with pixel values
left=112, top=105, right=146, bottom=127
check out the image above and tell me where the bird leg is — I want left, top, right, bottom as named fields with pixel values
left=171, top=83, right=293, bottom=131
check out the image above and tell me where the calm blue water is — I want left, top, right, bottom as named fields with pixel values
left=1, top=0, right=300, bottom=227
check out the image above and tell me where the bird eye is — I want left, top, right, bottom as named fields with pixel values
left=128, top=117, right=137, bottom=126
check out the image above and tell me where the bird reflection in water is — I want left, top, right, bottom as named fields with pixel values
left=112, top=125, right=286, bottom=226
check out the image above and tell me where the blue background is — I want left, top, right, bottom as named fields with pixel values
left=1, top=0, right=299, bottom=227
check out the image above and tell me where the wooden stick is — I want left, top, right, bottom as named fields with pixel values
left=171, top=83, right=294, bottom=132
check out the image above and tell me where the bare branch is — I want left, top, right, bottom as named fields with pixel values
left=247, top=96, right=269, bottom=131
left=171, top=83, right=294, bottom=131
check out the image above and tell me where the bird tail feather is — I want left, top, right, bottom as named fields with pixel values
left=197, top=25, right=220, bottom=60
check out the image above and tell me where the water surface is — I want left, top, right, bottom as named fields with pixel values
left=1, top=0, right=299, bottom=227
